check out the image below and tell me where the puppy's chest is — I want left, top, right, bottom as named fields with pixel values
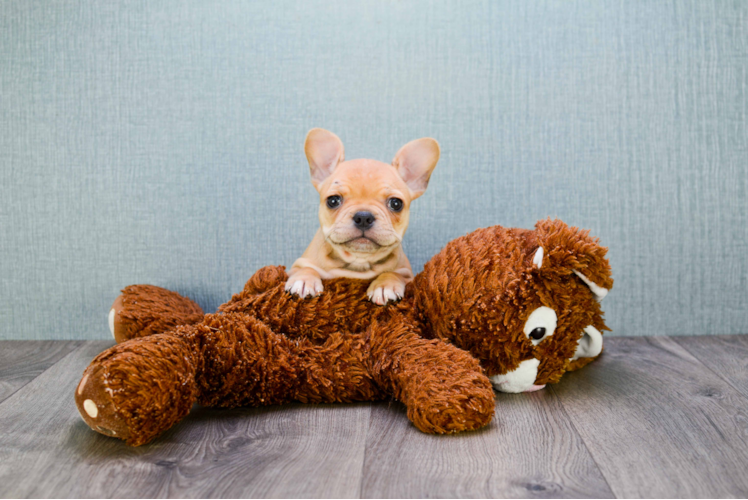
left=326, top=250, right=399, bottom=279
left=344, top=258, right=374, bottom=273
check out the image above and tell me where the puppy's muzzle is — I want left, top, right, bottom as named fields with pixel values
left=353, top=211, right=375, bottom=231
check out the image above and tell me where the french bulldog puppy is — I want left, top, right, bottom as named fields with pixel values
left=285, top=128, right=440, bottom=305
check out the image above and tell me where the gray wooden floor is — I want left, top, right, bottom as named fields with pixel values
left=1, top=336, right=747, bottom=498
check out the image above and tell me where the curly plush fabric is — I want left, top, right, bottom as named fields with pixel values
left=110, top=285, right=204, bottom=343
left=413, top=220, right=612, bottom=384
left=75, top=219, right=612, bottom=446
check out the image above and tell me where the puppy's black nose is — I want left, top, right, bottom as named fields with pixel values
left=353, top=211, right=375, bottom=230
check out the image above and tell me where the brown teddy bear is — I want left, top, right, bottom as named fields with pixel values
left=75, top=219, right=612, bottom=446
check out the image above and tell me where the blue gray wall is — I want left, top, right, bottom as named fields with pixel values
left=1, top=0, right=746, bottom=340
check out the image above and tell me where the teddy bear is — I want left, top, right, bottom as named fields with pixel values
left=75, top=219, right=612, bottom=446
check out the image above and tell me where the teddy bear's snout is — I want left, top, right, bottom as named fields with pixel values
left=489, top=358, right=543, bottom=393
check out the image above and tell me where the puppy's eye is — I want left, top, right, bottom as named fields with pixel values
left=529, top=327, right=546, bottom=341
left=326, top=195, right=342, bottom=209
left=387, top=198, right=403, bottom=212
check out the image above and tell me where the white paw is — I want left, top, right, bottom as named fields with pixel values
left=367, top=281, right=405, bottom=306
left=285, top=276, right=324, bottom=298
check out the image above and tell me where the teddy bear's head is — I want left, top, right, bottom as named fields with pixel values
left=414, top=219, right=613, bottom=393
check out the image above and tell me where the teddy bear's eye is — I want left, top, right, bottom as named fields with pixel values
left=387, top=198, right=403, bottom=212
left=529, top=327, right=546, bottom=340
left=326, top=195, right=342, bottom=209
left=523, top=306, right=557, bottom=345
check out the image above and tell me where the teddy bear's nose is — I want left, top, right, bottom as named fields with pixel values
left=353, top=211, right=375, bottom=230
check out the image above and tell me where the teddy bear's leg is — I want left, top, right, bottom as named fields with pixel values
left=75, top=332, right=201, bottom=446
left=110, top=266, right=287, bottom=344
left=290, top=331, right=385, bottom=404
left=193, top=312, right=383, bottom=407
left=109, top=285, right=204, bottom=343
left=77, top=311, right=383, bottom=446
left=366, top=315, right=496, bottom=434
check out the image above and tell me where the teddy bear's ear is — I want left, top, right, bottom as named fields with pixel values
left=572, top=325, right=604, bottom=359
left=530, top=245, right=606, bottom=299
left=532, top=218, right=613, bottom=300
left=572, top=270, right=609, bottom=300
left=532, top=246, right=544, bottom=269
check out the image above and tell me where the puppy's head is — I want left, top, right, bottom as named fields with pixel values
left=304, top=128, right=439, bottom=256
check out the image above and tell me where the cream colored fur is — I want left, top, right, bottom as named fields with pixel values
left=286, top=128, right=439, bottom=305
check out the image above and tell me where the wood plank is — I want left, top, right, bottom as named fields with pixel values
left=0, top=341, right=82, bottom=403
left=0, top=340, right=370, bottom=498
left=146, top=403, right=371, bottom=498
left=4, top=336, right=748, bottom=498
left=674, top=334, right=748, bottom=398
left=553, top=336, right=748, bottom=498
left=361, top=395, right=614, bottom=498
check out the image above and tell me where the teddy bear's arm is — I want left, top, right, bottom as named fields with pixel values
left=365, top=312, right=495, bottom=434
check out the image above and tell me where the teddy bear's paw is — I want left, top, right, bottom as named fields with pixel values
left=75, top=362, right=132, bottom=442
left=109, top=294, right=132, bottom=343
left=407, top=389, right=495, bottom=434
left=285, top=275, right=324, bottom=298
left=400, top=363, right=496, bottom=434
left=366, top=275, right=405, bottom=306
left=75, top=334, right=200, bottom=446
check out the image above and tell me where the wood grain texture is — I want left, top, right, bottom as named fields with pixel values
left=101, top=403, right=372, bottom=498
left=2, top=337, right=748, bottom=498
left=674, top=335, right=748, bottom=399
left=0, top=340, right=82, bottom=403
left=554, top=336, right=748, bottom=498
left=0, top=341, right=370, bottom=498
left=360, top=397, right=613, bottom=498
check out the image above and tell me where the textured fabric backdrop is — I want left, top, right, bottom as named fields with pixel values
left=1, top=0, right=746, bottom=340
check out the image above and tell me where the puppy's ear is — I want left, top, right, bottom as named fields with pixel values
left=305, top=128, right=345, bottom=188
left=392, top=138, right=440, bottom=199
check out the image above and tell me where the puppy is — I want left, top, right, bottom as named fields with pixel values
left=285, top=128, right=440, bottom=305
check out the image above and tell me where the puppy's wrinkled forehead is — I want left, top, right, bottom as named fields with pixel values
left=322, top=159, right=409, bottom=201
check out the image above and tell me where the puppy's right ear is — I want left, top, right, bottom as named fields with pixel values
left=392, top=138, right=440, bottom=200
left=305, top=128, right=345, bottom=188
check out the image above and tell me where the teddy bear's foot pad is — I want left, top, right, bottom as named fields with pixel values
left=75, top=363, right=131, bottom=441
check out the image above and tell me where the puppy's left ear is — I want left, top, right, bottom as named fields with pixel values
left=392, top=138, right=440, bottom=199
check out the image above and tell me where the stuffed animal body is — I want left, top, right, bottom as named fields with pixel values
left=75, top=219, right=612, bottom=445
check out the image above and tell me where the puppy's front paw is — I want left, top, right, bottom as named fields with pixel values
left=367, top=275, right=405, bottom=306
left=285, top=275, right=324, bottom=298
